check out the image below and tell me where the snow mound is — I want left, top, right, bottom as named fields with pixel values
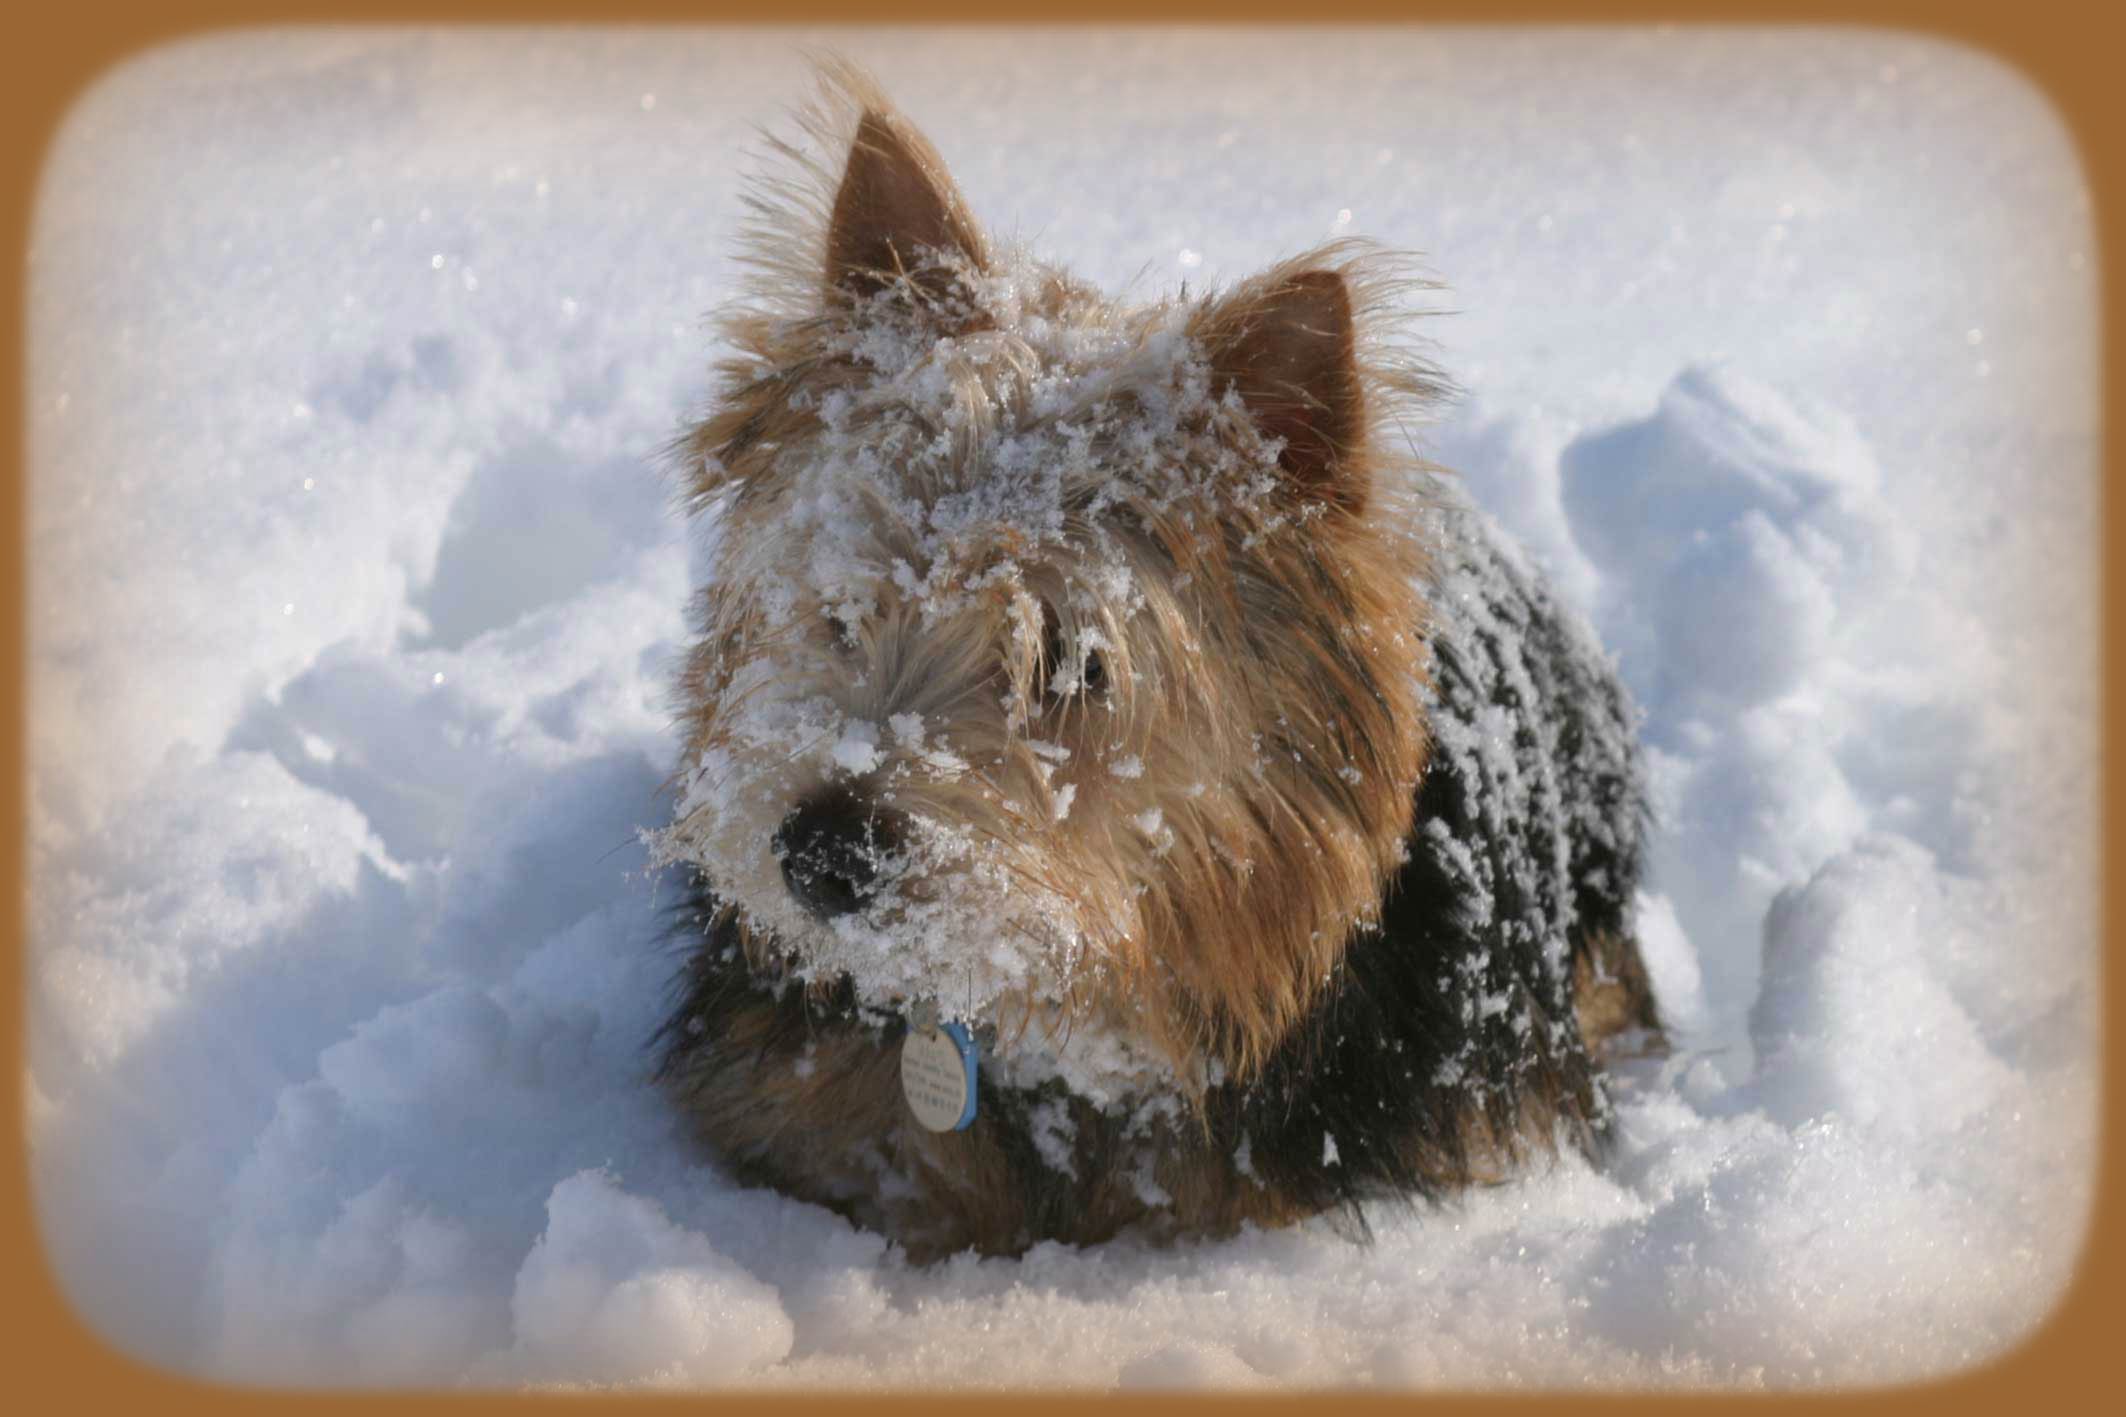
left=495, top=1171, right=795, bottom=1387
left=1752, top=836, right=2015, bottom=1140
left=1563, top=363, right=1910, bottom=711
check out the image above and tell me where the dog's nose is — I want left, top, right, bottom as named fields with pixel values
left=774, top=792, right=903, bottom=922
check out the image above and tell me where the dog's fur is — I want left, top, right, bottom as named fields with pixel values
left=654, top=64, right=1658, bottom=1261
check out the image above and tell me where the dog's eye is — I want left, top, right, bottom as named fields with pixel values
left=1080, top=648, right=1107, bottom=697
left=1035, top=604, right=1107, bottom=702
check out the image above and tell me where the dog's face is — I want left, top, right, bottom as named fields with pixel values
left=662, top=70, right=1441, bottom=1089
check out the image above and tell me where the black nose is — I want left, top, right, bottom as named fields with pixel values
left=774, top=791, right=904, bottom=922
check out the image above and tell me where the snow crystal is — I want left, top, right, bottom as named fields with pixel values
left=828, top=719, right=883, bottom=775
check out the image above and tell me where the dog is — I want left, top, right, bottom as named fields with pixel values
left=652, top=63, right=1659, bottom=1261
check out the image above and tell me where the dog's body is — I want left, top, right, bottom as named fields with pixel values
left=655, top=67, right=1657, bottom=1260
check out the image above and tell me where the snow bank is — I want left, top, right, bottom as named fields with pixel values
left=27, top=27, right=2096, bottom=1390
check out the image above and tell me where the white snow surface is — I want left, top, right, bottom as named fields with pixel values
left=27, top=27, right=2098, bottom=1389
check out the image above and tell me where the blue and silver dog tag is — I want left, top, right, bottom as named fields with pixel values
left=900, top=1006, right=978, bottom=1132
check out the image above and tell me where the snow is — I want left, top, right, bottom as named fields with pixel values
left=27, top=26, right=2096, bottom=1389
left=490, top=1170, right=797, bottom=1388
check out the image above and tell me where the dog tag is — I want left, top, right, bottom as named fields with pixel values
left=901, top=1017, right=978, bottom=1132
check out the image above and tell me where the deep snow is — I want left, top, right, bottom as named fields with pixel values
left=26, top=27, right=2098, bottom=1388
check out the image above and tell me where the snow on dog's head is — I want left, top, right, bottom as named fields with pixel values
left=657, top=63, right=1447, bottom=1091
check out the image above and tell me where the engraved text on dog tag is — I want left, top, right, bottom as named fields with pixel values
left=901, top=1018, right=978, bottom=1132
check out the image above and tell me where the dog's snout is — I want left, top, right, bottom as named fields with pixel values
left=774, top=792, right=903, bottom=922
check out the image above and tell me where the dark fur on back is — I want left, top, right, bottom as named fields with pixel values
left=657, top=508, right=1657, bottom=1258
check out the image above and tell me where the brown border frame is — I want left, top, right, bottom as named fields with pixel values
left=5, top=1, right=2115, bottom=1408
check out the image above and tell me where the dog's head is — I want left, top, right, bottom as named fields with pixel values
left=660, top=64, right=1445, bottom=1091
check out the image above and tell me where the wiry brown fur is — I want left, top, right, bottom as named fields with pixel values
left=671, top=69, right=1448, bottom=1084
left=657, top=64, right=1659, bottom=1259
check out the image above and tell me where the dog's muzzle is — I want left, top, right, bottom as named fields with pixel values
left=774, top=789, right=905, bottom=922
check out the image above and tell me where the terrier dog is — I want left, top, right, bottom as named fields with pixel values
left=654, top=65, right=1659, bottom=1260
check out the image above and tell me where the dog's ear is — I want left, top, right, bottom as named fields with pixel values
left=825, top=108, right=988, bottom=306
left=1197, top=269, right=1366, bottom=510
